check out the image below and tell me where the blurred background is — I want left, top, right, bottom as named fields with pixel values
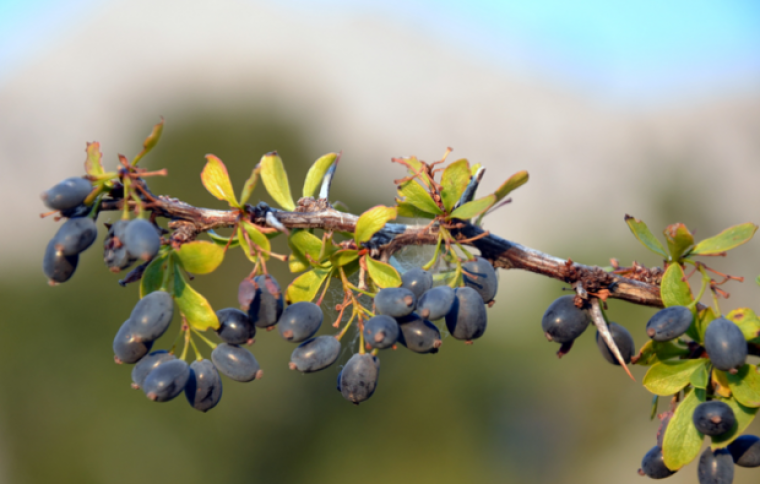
left=1, top=0, right=759, bottom=483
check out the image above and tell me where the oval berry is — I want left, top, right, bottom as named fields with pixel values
left=692, top=401, right=736, bottom=436
left=596, top=322, right=634, bottom=365
left=697, top=448, right=733, bottom=484
left=113, top=320, right=153, bottom=364
left=340, top=353, right=379, bottom=404
left=445, top=286, right=487, bottom=341
left=289, top=335, right=341, bottom=373
left=248, top=275, right=284, bottom=328
left=43, top=239, right=78, bottom=284
left=728, top=434, right=760, bottom=467
left=41, top=177, right=92, bottom=210
left=131, top=350, right=175, bottom=389
left=541, top=295, right=590, bottom=344
left=216, top=307, right=255, bottom=345
left=646, top=306, right=693, bottom=342
left=639, top=446, right=675, bottom=479
left=143, top=359, right=190, bottom=402
left=462, top=256, right=498, bottom=303
left=704, top=317, right=747, bottom=372
left=211, top=343, right=262, bottom=382
left=278, top=301, right=323, bottom=343
left=129, top=290, right=174, bottom=342
left=400, top=268, right=433, bottom=299
left=53, top=217, right=98, bottom=256
left=397, top=314, right=441, bottom=354
left=124, top=219, right=161, bottom=262
left=374, top=287, right=416, bottom=318
left=363, top=315, right=399, bottom=350
left=185, top=359, right=223, bottom=412
left=417, top=285, right=455, bottom=321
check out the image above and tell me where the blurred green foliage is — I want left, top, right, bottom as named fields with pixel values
left=4, top=108, right=758, bottom=484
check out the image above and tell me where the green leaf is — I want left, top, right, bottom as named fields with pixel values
left=207, top=230, right=239, bottom=249
left=201, top=155, right=240, bottom=207
left=396, top=201, right=436, bottom=219
left=690, top=362, right=710, bottom=389
left=643, top=359, right=709, bottom=396
left=132, top=118, right=164, bottom=166
left=239, top=165, right=260, bottom=206
left=288, top=229, right=324, bottom=267
left=710, top=396, right=758, bottom=449
left=660, top=263, right=693, bottom=308
left=84, top=142, right=104, bottom=177
left=240, top=221, right=271, bottom=256
left=175, top=241, right=225, bottom=274
left=260, top=152, right=295, bottom=211
left=625, top=215, right=668, bottom=258
left=302, top=153, right=337, bottom=198
left=690, top=307, right=716, bottom=344
left=712, top=370, right=733, bottom=398
left=494, top=170, right=529, bottom=203
left=173, top=266, right=219, bottom=331
left=288, top=253, right=309, bottom=273
left=365, top=256, right=402, bottom=288
left=662, top=388, right=705, bottom=470
left=690, top=223, right=758, bottom=256
left=355, top=205, right=397, bottom=244
left=237, top=227, right=257, bottom=263
left=440, top=159, right=471, bottom=211
left=634, top=340, right=690, bottom=366
left=332, top=249, right=359, bottom=267
left=140, top=253, right=169, bottom=298
left=397, top=180, right=442, bottom=216
left=449, top=194, right=496, bottom=220
left=726, top=308, right=760, bottom=342
left=663, top=223, right=694, bottom=261
left=726, top=364, right=760, bottom=408
left=286, top=268, right=330, bottom=304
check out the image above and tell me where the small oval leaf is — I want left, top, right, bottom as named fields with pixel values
left=690, top=223, right=758, bottom=256
left=288, top=229, right=324, bottom=267
left=201, top=155, right=239, bottom=207
left=660, top=263, right=693, bottom=308
left=84, top=142, right=105, bottom=177
left=397, top=180, right=442, bottom=215
left=175, top=241, right=225, bottom=274
left=662, top=388, right=705, bottom=470
left=365, top=256, right=402, bottom=288
left=303, top=153, right=337, bottom=199
left=643, top=359, right=708, bottom=396
left=332, top=249, right=359, bottom=267
left=240, top=221, right=271, bottom=258
left=140, top=253, right=169, bottom=298
left=239, top=165, right=261, bottom=206
left=173, top=265, right=219, bottom=331
left=726, top=364, right=760, bottom=408
left=448, top=194, right=495, bottom=220
left=355, top=205, right=397, bottom=244
left=494, top=170, right=529, bottom=203
left=260, top=152, right=295, bottom=211
left=286, top=269, right=330, bottom=304
left=664, top=223, right=694, bottom=261
left=625, top=215, right=668, bottom=258
left=440, top=159, right=470, bottom=212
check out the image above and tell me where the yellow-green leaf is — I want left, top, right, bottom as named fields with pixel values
left=690, top=223, right=758, bottom=256
left=711, top=396, right=758, bottom=449
left=175, top=241, right=225, bottom=275
left=727, top=308, right=760, bottom=342
left=662, top=388, right=705, bottom=470
left=173, top=268, right=219, bottom=331
left=660, top=263, right=693, bottom=308
left=288, top=229, right=323, bottom=267
left=726, top=364, right=760, bottom=408
left=260, top=152, right=295, bottom=211
left=332, top=249, right=359, bottom=267
left=664, top=223, right=694, bottom=261
left=286, top=269, right=330, bottom=304
left=633, top=340, right=690, bottom=366
left=303, top=153, right=337, bottom=198
left=690, top=307, right=716, bottom=344
left=625, top=215, right=668, bottom=258
left=140, top=252, right=169, bottom=298
left=397, top=180, right=442, bottom=216
left=288, top=253, right=309, bottom=273
left=713, top=370, right=733, bottom=398
left=355, top=205, right=397, bottom=244
left=470, top=163, right=482, bottom=176
left=494, top=170, right=529, bottom=203
left=201, top=155, right=239, bottom=207
left=240, top=221, right=271, bottom=255
left=132, top=118, right=164, bottom=166
left=239, top=165, right=261, bottom=206
left=396, top=201, right=437, bottom=219
left=84, top=142, right=104, bottom=177
left=449, top=194, right=496, bottom=220
left=690, top=362, right=710, bottom=389
left=643, top=359, right=708, bottom=396
left=237, top=227, right=257, bottom=263
left=365, top=256, right=402, bottom=288
left=207, top=230, right=239, bottom=249
left=440, top=159, right=471, bottom=212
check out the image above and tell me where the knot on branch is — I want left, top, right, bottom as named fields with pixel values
left=613, top=261, right=664, bottom=285
left=295, top=197, right=332, bottom=212
left=559, top=259, right=615, bottom=296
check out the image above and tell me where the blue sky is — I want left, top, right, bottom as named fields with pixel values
left=1, top=0, right=759, bottom=103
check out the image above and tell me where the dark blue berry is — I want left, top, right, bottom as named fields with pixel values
left=340, top=353, right=379, bottom=404
left=417, top=285, right=455, bottom=321
left=278, top=301, right=323, bottom=342
left=53, top=217, right=98, bottom=256
left=248, top=275, right=284, bottom=328
left=216, top=308, right=255, bottom=344
left=129, top=290, right=174, bottom=342
left=131, top=350, right=175, bottom=389
left=697, top=448, right=734, bottom=484
left=43, top=239, right=78, bottom=284
left=374, top=287, right=416, bottom=318
left=363, top=315, right=399, bottom=349
left=639, top=446, right=675, bottom=479
left=113, top=320, right=153, bottom=364
left=143, top=359, right=190, bottom=402
left=462, top=256, right=498, bottom=303
left=728, top=435, right=760, bottom=467
left=289, top=335, right=341, bottom=373
left=541, top=295, right=590, bottom=344
left=211, top=343, right=263, bottom=382
left=596, top=322, right=634, bottom=365
left=445, top=286, right=487, bottom=341
left=124, top=219, right=161, bottom=262
left=646, top=306, right=693, bottom=342
left=397, top=313, right=441, bottom=354
left=41, top=177, right=92, bottom=210
left=401, top=268, right=433, bottom=299
left=693, top=401, right=736, bottom=436
left=185, top=359, right=223, bottom=412
left=705, top=317, right=748, bottom=372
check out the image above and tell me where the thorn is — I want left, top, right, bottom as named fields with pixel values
left=591, top=298, right=636, bottom=381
